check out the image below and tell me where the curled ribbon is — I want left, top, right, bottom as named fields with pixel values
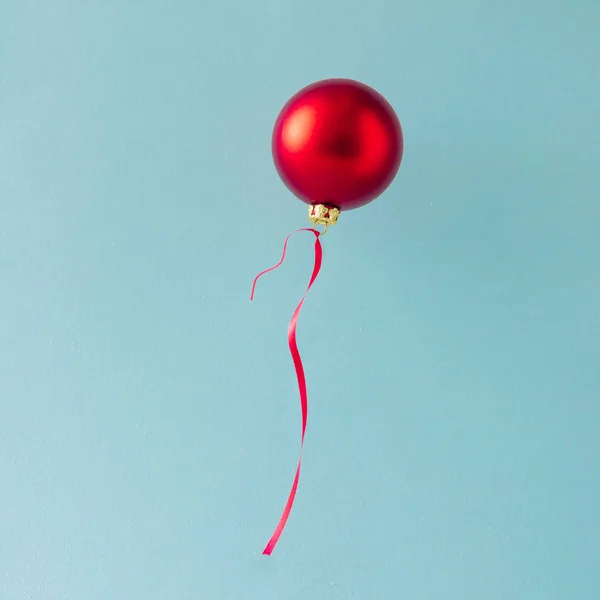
left=250, top=228, right=323, bottom=555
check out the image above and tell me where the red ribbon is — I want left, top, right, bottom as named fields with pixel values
left=250, top=228, right=323, bottom=555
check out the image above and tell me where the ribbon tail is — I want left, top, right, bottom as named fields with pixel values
left=250, top=228, right=323, bottom=555
left=262, top=458, right=302, bottom=555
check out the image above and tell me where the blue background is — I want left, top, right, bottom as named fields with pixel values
left=1, top=1, right=599, bottom=598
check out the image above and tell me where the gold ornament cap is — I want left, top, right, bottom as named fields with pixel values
left=308, top=204, right=340, bottom=226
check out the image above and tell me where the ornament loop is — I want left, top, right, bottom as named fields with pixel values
left=311, top=223, right=329, bottom=236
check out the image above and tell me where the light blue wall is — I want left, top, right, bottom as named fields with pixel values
left=1, top=1, right=599, bottom=598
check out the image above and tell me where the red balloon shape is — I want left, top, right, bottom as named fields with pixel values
left=272, top=78, right=403, bottom=211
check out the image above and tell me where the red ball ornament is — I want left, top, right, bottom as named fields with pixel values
left=252, top=79, right=405, bottom=556
left=272, top=78, right=403, bottom=213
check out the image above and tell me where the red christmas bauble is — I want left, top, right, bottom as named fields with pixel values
left=272, top=78, right=403, bottom=212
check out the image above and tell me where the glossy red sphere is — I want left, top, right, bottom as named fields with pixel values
left=272, top=78, right=403, bottom=211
